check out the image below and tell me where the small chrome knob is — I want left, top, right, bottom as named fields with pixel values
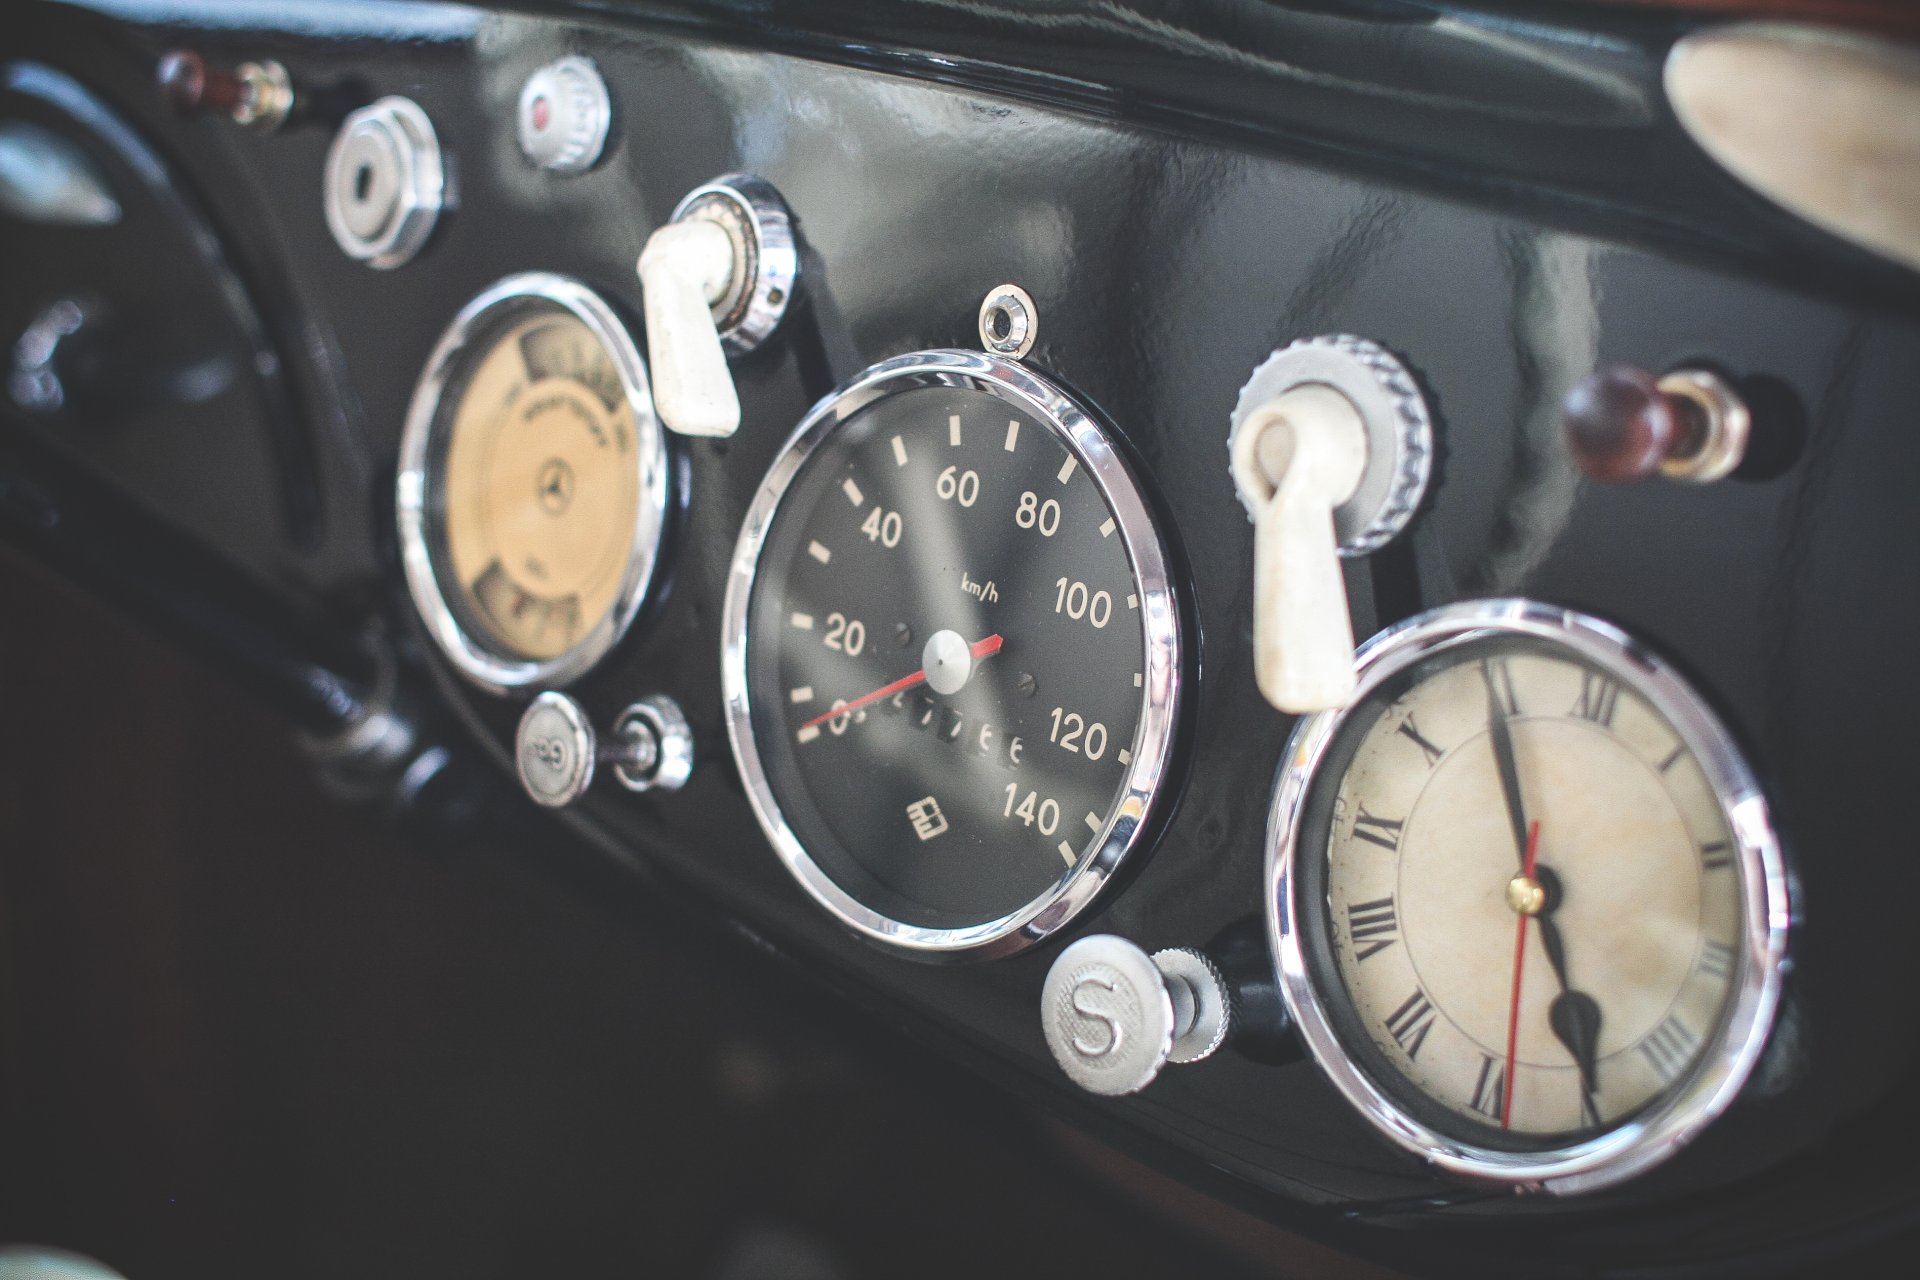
left=322, top=97, right=445, bottom=269
left=1041, top=935, right=1232, bottom=1097
left=609, top=694, right=694, bottom=793
left=516, top=56, right=610, bottom=174
left=516, top=691, right=598, bottom=807
left=515, top=691, right=692, bottom=807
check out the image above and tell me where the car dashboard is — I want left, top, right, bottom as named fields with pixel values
left=4, top=1, right=1920, bottom=1275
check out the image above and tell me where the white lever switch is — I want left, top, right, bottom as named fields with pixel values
left=634, top=175, right=798, bottom=440
left=1232, top=385, right=1369, bottom=713
left=1228, top=336, right=1435, bottom=716
left=638, top=217, right=739, bottom=438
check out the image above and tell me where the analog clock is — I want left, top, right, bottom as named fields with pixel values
left=1268, top=600, right=1790, bottom=1193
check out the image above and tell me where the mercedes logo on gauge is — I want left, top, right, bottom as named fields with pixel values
left=397, top=274, right=668, bottom=692
left=722, top=351, right=1183, bottom=957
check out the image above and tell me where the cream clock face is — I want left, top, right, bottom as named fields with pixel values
left=1270, top=603, right=1788, bottom=1191
left=1321, top=641, right=1742, bottom=1140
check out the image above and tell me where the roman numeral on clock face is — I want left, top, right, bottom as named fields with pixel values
left=1638, top=1015, right=1700, bottom=1085
left=1345, top=897, right=1399, bottom=961
left=1469, top=1054, right=1506, bottom=1120
left=1351, top=807, right=1404, bottom=851
left=1384, top=988, right=1436, bottom=1060
left=1395, top=715, right=1444, bottom=765
left=1698, top=938, right=1735, bottom=980
left=1572, top=671, right=1621, bottom=726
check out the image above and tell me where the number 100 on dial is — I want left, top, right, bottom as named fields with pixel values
left=722, top=350, right=1182, bottom=956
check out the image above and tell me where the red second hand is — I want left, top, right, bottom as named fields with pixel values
left=1501, top=819, right=1542, bottom=1131
left=800, top=633, right=1004, bottom=731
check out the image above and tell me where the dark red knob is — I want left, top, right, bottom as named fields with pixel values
left=1563, top=365, right=1707, bottom=484
left=156, top=50, right=244, bottom=117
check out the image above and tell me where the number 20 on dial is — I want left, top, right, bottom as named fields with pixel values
left=722, top=350, right=1182, bottom=957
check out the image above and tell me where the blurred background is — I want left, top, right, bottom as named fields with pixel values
left=0, top=550, right=1391, bottom=1280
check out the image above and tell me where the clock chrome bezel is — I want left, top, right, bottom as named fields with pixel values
left=721, top=350, right=1182, bottom=959
left=1266, top=598, right=1790, bottom=1194
left=396, top=273, right=669, bottom=694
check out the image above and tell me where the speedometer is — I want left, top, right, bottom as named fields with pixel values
left=722, top=351, right=1181, bottom=957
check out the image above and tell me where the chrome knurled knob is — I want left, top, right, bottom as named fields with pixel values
left=1041, top=935, right=1232, bottom=1097
left=517, top=55, right=610, bottom=174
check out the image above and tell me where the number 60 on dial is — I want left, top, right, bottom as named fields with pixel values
left=722, top=350, right=1183, bottom=957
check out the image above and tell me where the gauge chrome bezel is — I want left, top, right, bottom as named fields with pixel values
left=722, top=350, right=1182, bottom=958
left=397, top=272, right=669, bottom=694
left=1266, top=598, right=1790, bottom=1194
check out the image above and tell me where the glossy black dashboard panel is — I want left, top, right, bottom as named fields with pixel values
left=6, top=1, right=1920, bottom=1273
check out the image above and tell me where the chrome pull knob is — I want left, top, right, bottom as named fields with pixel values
left=1041, top=935, right=1232, bottom=1097
left=516, top=56, right=611, bottom=174
left=515, top=691, right=692, bottom=808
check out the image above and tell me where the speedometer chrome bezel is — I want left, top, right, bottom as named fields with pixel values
left=1266, top=599, right=1790, bottom=1194
left=722, top=350, right=1181, bottom=958
left=396, top=272, right=668, bottom=694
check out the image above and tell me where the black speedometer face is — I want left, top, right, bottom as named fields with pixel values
left=723, top=352, right=1180, bottom=957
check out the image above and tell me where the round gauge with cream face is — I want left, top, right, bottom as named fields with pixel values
left=398, top=274, right=668, bottom=691
left=1268, top=600, right=1789, bottom=1194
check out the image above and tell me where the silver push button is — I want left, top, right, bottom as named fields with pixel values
left=515, top=691, right=693, bottom=808
left=1041, top=935, right=1232, bottom=1097
left=516, top=56, right=610, bottom=174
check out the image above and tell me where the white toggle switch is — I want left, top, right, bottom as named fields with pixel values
left=638, top=217, right=740, bottom=438
left=635, top=175, right=798, bottom=439
left=1228, top=336, right=1435, bottom=715
left=1232, top=386, right=1368, bottom=713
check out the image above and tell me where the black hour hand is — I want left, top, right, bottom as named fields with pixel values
left=1548, top=990, right=1605, bottom=1124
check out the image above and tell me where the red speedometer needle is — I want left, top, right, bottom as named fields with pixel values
left=1501, top=819, right=1542, bottom=1131
left=800, top=632, right=1004, bottom=731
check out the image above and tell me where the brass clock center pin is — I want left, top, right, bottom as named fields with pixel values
left=1507, top=874, right=1547, bottom=917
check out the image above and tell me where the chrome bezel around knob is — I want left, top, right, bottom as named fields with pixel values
left=1229, top=334, right=1434, bottom=557
left=667, top=173, right=797, bottom=356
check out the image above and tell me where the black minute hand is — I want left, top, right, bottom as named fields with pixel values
left=1481, top=660, right=1531, bottom=861
left=1483, top=661, right=1606, bottom=1125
